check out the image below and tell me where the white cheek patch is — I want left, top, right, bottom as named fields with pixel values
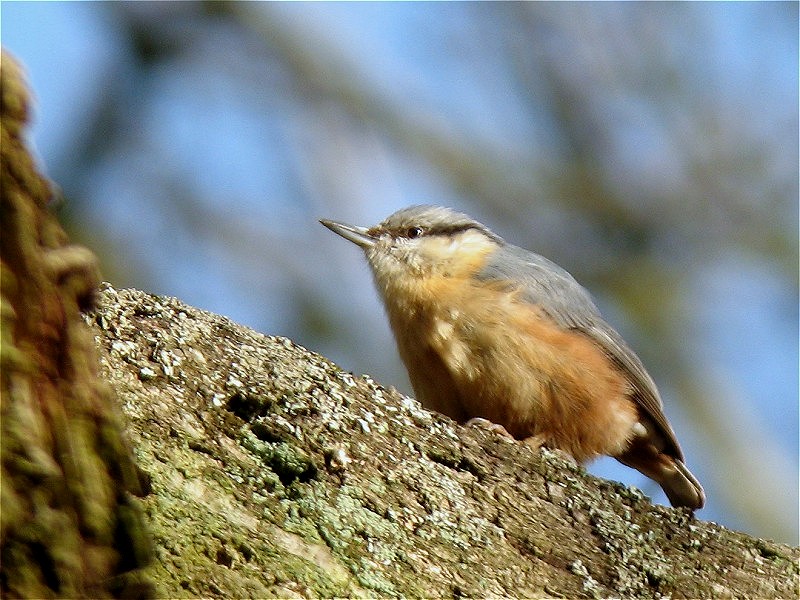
left=426, top=230, right=489, bottom=258
left=450, top=230, right=485, bottom=253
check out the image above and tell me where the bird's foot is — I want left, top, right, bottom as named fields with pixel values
left=465, top=417, right=515, bottom=440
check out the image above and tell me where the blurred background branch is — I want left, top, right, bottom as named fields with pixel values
left=3, top=1, right=796, bottom=543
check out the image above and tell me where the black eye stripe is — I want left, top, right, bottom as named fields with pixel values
left=438, top=224, right=475, bottom=236
left=389, top=224, right=476, bottom=239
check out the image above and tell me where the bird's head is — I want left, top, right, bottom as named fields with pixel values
left=321, top=205, right=504, bottom=292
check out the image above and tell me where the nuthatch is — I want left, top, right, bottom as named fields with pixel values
left=321, top=205, right=705, bottom=510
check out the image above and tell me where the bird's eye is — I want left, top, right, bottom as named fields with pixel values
left=406, top=226, right=423, bottom=239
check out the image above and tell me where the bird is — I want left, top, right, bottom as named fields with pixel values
left=320, top=205, right=705, bottom=510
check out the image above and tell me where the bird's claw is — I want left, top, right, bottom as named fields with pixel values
left=465, top=417, right=515, bottom=439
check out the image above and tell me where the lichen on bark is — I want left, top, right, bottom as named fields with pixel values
left=87, top=284, right=798, bottom=599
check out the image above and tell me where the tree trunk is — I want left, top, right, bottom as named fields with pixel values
left=1, top=51, right=152, bottom=599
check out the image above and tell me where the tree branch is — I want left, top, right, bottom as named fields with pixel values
left=88, top=283, right=798, bottom=599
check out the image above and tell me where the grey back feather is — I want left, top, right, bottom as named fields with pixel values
left=477, top=242, right=684, bottom=460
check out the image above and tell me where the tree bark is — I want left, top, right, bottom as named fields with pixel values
left=1, top=51, right=152, bottom=599
left=87, top=283, right=798, bottom=599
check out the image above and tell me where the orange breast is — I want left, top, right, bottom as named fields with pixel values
left=386, top=275, right=639, bottom=462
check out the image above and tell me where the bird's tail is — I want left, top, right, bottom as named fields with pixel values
left=617, top=450, right=706, bottom=510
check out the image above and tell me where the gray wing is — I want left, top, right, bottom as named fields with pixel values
left=477, top=244, right=684, bottom=460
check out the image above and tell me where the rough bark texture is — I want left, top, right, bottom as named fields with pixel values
left=86, top=284, right=798, bottom=599
left=0, top=52, right=153, bottom=598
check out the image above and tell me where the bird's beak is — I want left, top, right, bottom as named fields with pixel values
left=320, top=219, right=376, bottom=249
